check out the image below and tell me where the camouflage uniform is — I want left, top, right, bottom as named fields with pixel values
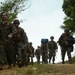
left=41, top=43, right=48, bottom=64
left=0, top=45, right=7, bottom=70
left=29, top=42, right=34, bottom=65
left=0, top=18, right=16, bottom=69
left=24, top=43, right=31, bottom=66
left=0, top=12, right=17, bottom=69
left=58, top=29, right=74, bottom=64
left=35, top=46, right=41, bottom=64
left=48, top=36, right=58, bottom=64
left=13, top=20, right=28, bottom=67
left=0, top=21, right=7, bottom=70
left=13, top=19, right=28, bottom=67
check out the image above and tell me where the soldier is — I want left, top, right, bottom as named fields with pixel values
left=41, top=39, right=48, bottom=64
left=29, top=42, right=34, bottom=65
left=58, top=29, right=75, bottom=64
left=0, top=45, right=7, bottom=70
left=48, top=36, right=58, bottom=64
left=0, top=12, right=16, bottom=69
left=35, top=46, right=41, bottom=64
left=24, top=42, right=31, bottom=66
left=13, top=19, right=28, bottom=67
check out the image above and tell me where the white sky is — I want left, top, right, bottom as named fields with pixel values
left=18, top=0, right=65, bottom=48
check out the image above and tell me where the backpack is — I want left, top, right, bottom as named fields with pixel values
left=41, top=39, right=48, bottom=44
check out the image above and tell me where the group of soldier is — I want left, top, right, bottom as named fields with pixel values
left=0, top=12, right=35, bottom=70
left=35, top=28, right=75, bottom=64
left=35, top=36, right=58, bottom=64
left=0, top=11, right=75, bottom=70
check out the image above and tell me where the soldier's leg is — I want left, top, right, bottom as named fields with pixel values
left=36, top=56, right=38, bottom=63
left=49, top=52, right=52, bottom=63
left=22, top=50, right=26, bottom=66
left=31, top=55, right=33, bottom=65
left=4, top=44, right=14, bottom=68
left=49, top=55, right=51, bottom=63
left=67, top=47, right=72, bottom=64
left=12, top=44, right=17, bottom=67
left=42, top=53, right=44, bottom=64
left=53, top=52, right=55, bottom=64
left=0, top=50, right=3, bottom=70
left=43, top=53, right=45, bottom=63
left=61, top=48, right=66, bottom=64
left=45, top=52, right=48, bottom=64
left=25, top=54, right=29, bottom=66
left=17, top=46, right=23, bottom=68
left=36, top=55, right=40, bottom=64
left=37, top=56, right=39, bottom=64
left=0, top=46, right=7, bottom=70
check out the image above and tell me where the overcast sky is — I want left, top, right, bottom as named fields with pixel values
left=18, top=0, right=65, bottom=48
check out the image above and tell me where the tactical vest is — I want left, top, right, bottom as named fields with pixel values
left=48, top=41, right=57, bottom=49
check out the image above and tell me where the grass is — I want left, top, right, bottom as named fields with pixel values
left=0, top=56, right=75, bottom=75
left=0, top=64, right=75, bottom=75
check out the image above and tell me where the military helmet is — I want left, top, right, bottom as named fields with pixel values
left=13, top=19, right=20, bottom=24
left=64, top=28, right=69, bottom=33
left=29, top=42, right=32, bottom=45
left=50, top=36, right=54, bottom=39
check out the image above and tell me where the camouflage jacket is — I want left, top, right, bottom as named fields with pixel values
left=13, top=27, right=28, bottom=44
left=35, top=48, right=41, bottom=55
left=0, top=21, right=16, bottom=44
left=58, top=33, right=74, bottom=47
left=48, top=41, right=58, bottom=50
left=41, top=43, right=48, bottom=53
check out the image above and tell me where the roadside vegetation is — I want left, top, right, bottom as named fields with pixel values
left=0, top=56, right=75, bottom=75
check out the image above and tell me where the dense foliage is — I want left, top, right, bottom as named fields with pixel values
left=61, top=0, right=75, bottom=34
left=0, top=0, right=30, bottom=22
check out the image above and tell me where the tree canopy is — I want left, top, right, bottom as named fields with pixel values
left=0, top=0, right=30, bottom=22
left=61, top=0, right=75, bottom=34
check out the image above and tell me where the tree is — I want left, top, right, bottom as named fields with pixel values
left=61, top=0, right=75, bottom=34
left=0, top=0, right=30, bottom=22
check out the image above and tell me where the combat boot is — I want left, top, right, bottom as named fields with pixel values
left=8, top=65, right=11, bottom=69
left=69, top=59, right=72, bottom=64
left=53, top=61, right=55, bottom=64
left=0, top=65, right=3, bottom=70
left=49, top=60, right=50, bottom=63
left=62, top=60, right=64, bottom=64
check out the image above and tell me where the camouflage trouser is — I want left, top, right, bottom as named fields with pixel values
left=30, top=54, right=34, bottom=65
left=49, top=50, right=56, bottom=63
left=61, top=46, right=72, bottom=64
left=42, top=51, right=48, bottom=64
left=23, top=53, right=30, bottom=66
left=4, top=43, right=14, bottom=66
left=36, top=55, right=40, bottom=64
left=0, top=45, right=7, bottom=68
left=17, top=43, right=25, bottom=62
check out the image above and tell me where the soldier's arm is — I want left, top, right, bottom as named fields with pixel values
left=21, top=29, right=28, bottom=44
left=58, top=33, right=64, bottom=45
left=8, top=24, right=17, bottom=38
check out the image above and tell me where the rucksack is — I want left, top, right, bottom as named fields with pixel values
left=41, top=39, right=48, bottom=44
